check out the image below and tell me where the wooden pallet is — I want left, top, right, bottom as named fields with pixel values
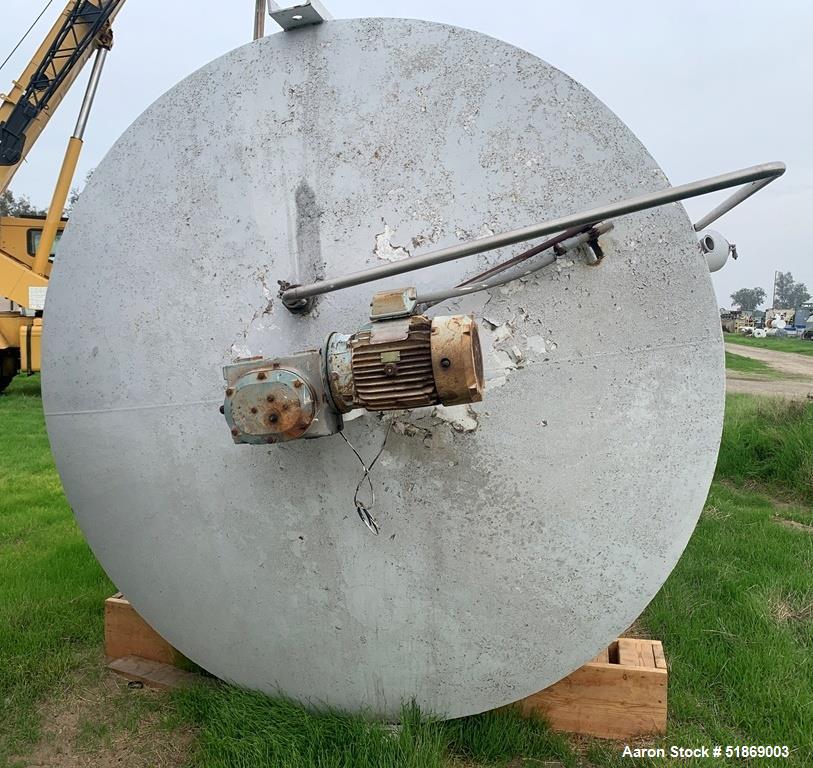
left=104, top=595, right=667, bottom=738
left=515, top=638, right=668, bottom=739
left=105, top=592, right=184, bottom=666
left=107, top=654, right=199, bottom=689
left=104, top=593, right=199, bottom=689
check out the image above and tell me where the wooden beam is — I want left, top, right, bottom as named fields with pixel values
left=104, top=593, right=185, bottom=667
left=515, top=639, right=668, bottom=739
left=108, top=655, right=198, bottom=690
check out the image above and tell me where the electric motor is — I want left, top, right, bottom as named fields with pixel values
left=326, top=314, right=483, bottom=413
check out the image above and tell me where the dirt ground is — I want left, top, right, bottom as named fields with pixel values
left=725, top=343, right=813, bottom=377
left=11, top=663, right=194, bottom=768
left=725, top=343, right=813, bottom=399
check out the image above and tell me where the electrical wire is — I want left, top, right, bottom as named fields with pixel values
left=0, top=0, right=56, bottom=76
left=339, top=422, right=392, bottom=535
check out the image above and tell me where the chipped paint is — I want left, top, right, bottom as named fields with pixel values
left=492, top=349, right=517, bottom=373
left=454, top=223, right=495, bottom=241
left=390, top=418, right=431, bottom=439
left=231, top=343, right=252, bottom=360
left=385, top=402, right=479, bottom=436
left=410, top=229, right=441, bottom=249
left=374, top=224, right=411, bottom=262
left=432, top=404, right=478, bottom=432
left=507, top=346, right=525, bottom=366
left=492, top=320, right=515, bottom=343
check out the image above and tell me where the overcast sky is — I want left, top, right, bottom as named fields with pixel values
left=2, top=0, right=810, bottom=307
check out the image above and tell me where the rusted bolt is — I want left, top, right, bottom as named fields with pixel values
left=293, top=380, right=302, bottom=389
left=440, top=357, right=451, bottom=368
left=267, top=395, right=275, bottom=403
left=231, top=427, right=239, bottom=437
left=383, top=362, right=398, bottom=377
left=250, top=406, right=258, bottom=414
left=226, top=387, right=234, bottom=397
left=219, top=405, right=225, bottom=414
left=257, top=371, right=267, bottom=380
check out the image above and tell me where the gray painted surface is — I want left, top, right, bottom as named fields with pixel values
left=41, top=19, right=724, bottom=719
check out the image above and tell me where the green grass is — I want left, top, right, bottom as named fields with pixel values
left=724, top=351, right=783, bottom=377
left=584, top=481, right=812, bottom=767
left=0, top=375, right=113, bottom=762
left=716, top=395, right=813, bottom=504
left=773, top=504, right=813, bottom=529
left=725, top=333, right=813, bottom=357
left=1, top=378, right=812, bottom=766
left=174, top=691, right=576, bottom=768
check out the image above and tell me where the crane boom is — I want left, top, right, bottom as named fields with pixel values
left=0, top=0, right=126, bottom=195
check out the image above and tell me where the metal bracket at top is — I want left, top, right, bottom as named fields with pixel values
left=269, top=1, right=332, bottom=31
left=369, top=287, right=418, bottom=321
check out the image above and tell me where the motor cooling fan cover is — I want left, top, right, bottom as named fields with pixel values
left=42, top=19, right=724, bottom=718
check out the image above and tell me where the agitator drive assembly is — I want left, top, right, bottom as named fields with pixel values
left=42, top=4, right=783, bottom=719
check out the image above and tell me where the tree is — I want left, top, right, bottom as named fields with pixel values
left=773, top=271, right=810, bottom=308
left=65, top=169, right=94, bottom=215
left=730, top=287, right=766, bottom=311
left=2, top=168, right=93, bottom=218
left=0, top=189, right=45, bottom=217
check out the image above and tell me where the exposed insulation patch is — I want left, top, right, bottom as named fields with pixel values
left=432, top=404, right=478, bottom=432
left=374, top=224, right=411, bottom=262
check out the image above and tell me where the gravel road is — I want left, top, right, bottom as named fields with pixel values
left=725, top=342, right=813, bottom=400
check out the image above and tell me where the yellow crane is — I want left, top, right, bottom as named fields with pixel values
left=0, top=0, right=126, bottom=391
left=0, top=1, right=272, bottom=392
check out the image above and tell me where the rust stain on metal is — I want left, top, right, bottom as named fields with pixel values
left=227, top=373, right=316, bottom=442
left=349, top=315, right=436, bottom=411
left=430, top=315, right=484, bottom=406
left=326, top=314, right=486, bottom=414
left=369, top=287, right=417, bottom=320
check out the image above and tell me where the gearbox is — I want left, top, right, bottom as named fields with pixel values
left=222, top=289, right=484, bottom=444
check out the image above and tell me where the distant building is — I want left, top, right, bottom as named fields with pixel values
left=720, top=310, right=753, bottom=334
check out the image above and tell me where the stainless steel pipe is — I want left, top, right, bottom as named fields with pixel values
left=281, top=162, right=784, bottom=307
